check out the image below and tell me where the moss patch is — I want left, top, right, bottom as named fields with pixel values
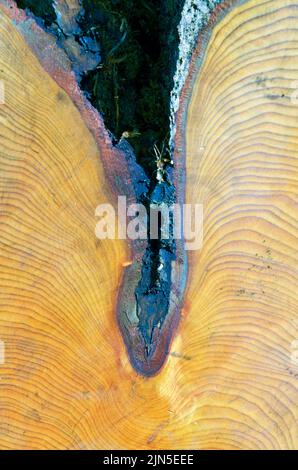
left=80, top=0, right=183, bottom=175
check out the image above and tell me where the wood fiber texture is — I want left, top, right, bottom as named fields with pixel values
left=183, top=0, right=298, bottom=449
left=0, top=0, right=297, bottom=449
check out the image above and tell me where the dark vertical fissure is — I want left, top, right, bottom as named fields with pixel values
left=80, top=0, right=184, bottom=176
left=15, top=0, right=186, bottom=374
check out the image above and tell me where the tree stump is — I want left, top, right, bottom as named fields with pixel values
left=0, top=0, right=297, bottom=450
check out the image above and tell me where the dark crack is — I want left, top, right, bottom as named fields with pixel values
left=15, top=0, right=186, bottom=376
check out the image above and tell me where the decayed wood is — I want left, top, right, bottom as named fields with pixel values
left=0, top=0, right=297, bottom=450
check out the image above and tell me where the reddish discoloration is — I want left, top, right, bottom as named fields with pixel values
left=0, top=0, right=135, bottom=204
left=0, top=0, right=26, bottom=22
left=0, top=0, right=243, bottom=377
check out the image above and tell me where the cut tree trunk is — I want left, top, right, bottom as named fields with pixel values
left=175, top=0, right=298, bottom=450
left=0, top=0, right=297, bottom=450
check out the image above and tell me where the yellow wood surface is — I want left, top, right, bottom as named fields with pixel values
left=185, top=0, right=298, bottom=449
left=0, top=9, right=130, bottom=449
left=0, top=0, right=297, bottom=449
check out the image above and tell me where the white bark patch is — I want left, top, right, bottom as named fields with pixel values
left=170, top=0, right=222, bottom=146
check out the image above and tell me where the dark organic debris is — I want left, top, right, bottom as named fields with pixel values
left=15, top=0, right=186, bottom=376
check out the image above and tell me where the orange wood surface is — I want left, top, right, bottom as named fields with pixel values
left=0, top=0, right=297, bottom=449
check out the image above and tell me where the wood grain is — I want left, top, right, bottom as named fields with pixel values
left=0, top=8, right=129, bottom=449
left=0, top=0, right=297, bottom=450
left=182, top=0, right=298, bottom=449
